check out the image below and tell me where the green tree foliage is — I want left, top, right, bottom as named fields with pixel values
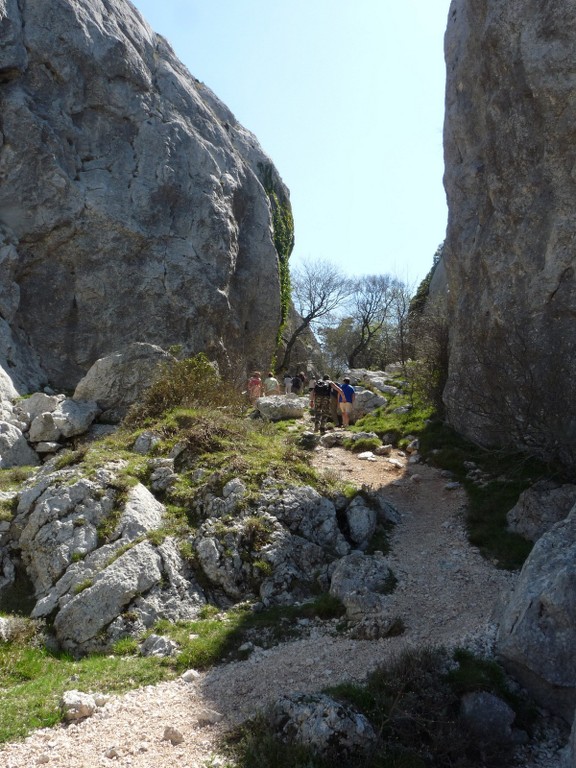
left=409, top=240, right=444, bottom=320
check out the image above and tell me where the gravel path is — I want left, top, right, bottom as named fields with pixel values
left=0, top=446, right=569, bottom=767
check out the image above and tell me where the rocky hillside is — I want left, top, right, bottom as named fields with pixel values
left=0, top=0, right=292, bottom=392
left=442, top=0, right=576, bottom=470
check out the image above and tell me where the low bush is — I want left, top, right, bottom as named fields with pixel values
left=228, top=646, right=527, bottom=768
left=124, top=353, right=245, bottom=426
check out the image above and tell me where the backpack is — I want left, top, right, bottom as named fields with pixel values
left=292, top=375, right=302, bottom=392
left=314, top=380, right=331, bottom=397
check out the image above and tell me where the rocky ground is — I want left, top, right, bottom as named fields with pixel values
left=0, top=428, right=570, bottom=767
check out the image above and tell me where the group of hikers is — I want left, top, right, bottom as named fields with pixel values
left=246, top=370, right=356, bottom=432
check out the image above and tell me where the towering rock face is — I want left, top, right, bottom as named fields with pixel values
left=443, top=1, right=576, bottom=468
left=0, top=0, right=292, bottom=391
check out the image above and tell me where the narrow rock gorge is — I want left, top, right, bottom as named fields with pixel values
left=443, top=0, right=576, bottom=470
left=0, top=0, right=292, bottom=392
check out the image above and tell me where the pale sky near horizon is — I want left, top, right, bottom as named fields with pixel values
left=130, top=0, right=451, bottom=288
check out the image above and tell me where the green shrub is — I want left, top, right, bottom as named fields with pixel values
left=228, top=647, right=524, bottom=768
left=124, top=353, right=244, bottom=426
left=346, top=437, right=381, bottom=453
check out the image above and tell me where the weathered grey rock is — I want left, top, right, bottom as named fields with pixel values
left=132, top=430, right=162, bottom=455
left=506, top=481, right=576, bottom=542
left=261, top=486, right=350, bottom=558
left=361, top=490, right=401, bottom=525
left=14, top=393, right=64, bottom=426
left=34, top=441, right=62, bottom=455
left=497, top=504, right=576, bottom=722
left=330, top=550, right=394, bottom=620
left=28, top=398, right=99, bottom=442
left=61, top=690, right=97, bottom=721
left=268, top=693, right=378, bottom=757
left=255, top=395, right=307, bottom=422
left=352, top=389, right=388, bottom=419
left=0, top=547, right=15, bottom=591
left=148, top=459, right=178, bottom=493
left=345, top=496, right=377, bottom=548
left=0, top=365, right=18, bottom=400
left=443, top=1, right=576, bottom=466
left=140, top=634, right=179, bottom=658
left=54, top=541, right=163, bottom=649
left=0, top=0, right=290, bottom=391
left=0, top=421, right=40, bottom=467
left=118, top=482, right=164, bottom=540
left=131, top=537, right=207, bottom=625
left=73, top=343, right=174, bottom=417
left=460, top=691, right=517, bottom=745
left=163, top=726, right=184, bottom=745
left=13, top=468, right=118, bottom=596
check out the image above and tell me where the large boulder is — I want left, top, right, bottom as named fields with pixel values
left=352, top=388, right=388, bottom=419
left=443, top=1, right=576, bottom=467
left=6, top=465, right=206, bottom=651
left=506, top=480, right=576, bottom=542
left=0, top=422, right=40, bottom=468
left=255, top=394, right=307, bottom=422
left=28, top=398, right=100, bottom=443
left=0, top=0, right=291, bottom=391
left=73, top=343, right=174, bottom=419
left=496, top=504, right=576, bottom=722
left=330, top=551, right=394, bottom=620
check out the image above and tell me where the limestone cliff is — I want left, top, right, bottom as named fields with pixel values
left=443, top=0, right=576, bottom=469
left=0, top=0, right=292, bottom=391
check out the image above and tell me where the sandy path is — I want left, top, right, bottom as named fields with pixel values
left=0, top=446, right=545, bottom=768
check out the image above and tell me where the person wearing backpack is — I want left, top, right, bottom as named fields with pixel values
left=291, top=373, right=302, bottom=395
left=311, top=375, right=343, bottom=432
left=329, top=380, right=343, bottom=427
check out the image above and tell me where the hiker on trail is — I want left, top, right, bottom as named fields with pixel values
left=291, top=372, right=303, bottom=396
left=262, top=371, right=280, bottom=396
left=284, top=373, right=293, bottom=394
left=338, top=376, right=356, bottom=427
left=329, top=380, right=343, bottom=427
left=247, top=371, right=262, bottom=403
left=307, top=374, right=317, bottom=406
left=311, top=375, right=343, bottom=433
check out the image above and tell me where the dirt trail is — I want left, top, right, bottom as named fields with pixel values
left=0, top=444, right=524, bottom=768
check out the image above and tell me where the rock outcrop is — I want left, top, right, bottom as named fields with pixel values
left=0, top=0, right=292, bottom=392
left=443, top=1, right=576, bottom=468
left=496, top=504, right=576, bottom=722
left=506, top=480, right=576, bottom=543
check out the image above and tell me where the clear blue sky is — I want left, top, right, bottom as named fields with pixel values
left=130, top=0, right=451, bottom=288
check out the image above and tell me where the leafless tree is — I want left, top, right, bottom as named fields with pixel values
left=346, top=274, right=401, bottom=368
left=277, top=259, right=352, bottom=372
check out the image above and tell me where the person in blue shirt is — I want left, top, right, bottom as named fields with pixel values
left=338, top=377, right=356, bottom=427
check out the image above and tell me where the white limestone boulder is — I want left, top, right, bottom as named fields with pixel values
left=255, top=394, right=307, bottom=421
left=330, top=550, right=394, bottom=620
left=268, top=693, right=378, bottom=758
left=73, top=343, right=174, bottom=419
left=28, top=398, right=100, bottom=443
left=0, top=422, right=40, bottom=467
left=61, top=690, right=98, bottom=721
left=352, top=389, right=388, bottom=419
left=53, top=541, right=164, bottom=650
